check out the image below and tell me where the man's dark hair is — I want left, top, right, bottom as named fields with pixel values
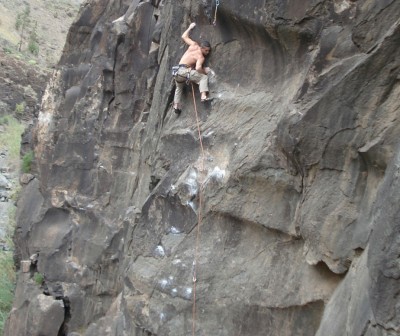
left=200, top=40, right=211, bottom=49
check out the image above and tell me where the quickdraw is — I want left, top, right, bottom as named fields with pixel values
left=213, top=0, right=220, bottom=26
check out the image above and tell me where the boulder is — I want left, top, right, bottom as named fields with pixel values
left=26, top=294, right=65, bottom=336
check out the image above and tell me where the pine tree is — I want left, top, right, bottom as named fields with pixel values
left=15, top=5, right=31, bottom=52
left=15, top=5, right=41, bottom=56
left=28, top=21, right=39, bottom=55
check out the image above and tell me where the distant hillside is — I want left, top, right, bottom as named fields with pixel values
left=0, top=0, right=84, bottom=67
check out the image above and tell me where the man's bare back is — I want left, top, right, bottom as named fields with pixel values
left=178, top=23, right=210, bottom=74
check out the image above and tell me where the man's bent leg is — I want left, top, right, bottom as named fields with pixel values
left=189, top=70, right=209, bottom=99
left=198, top=75, right=209, bottom=95
left=174, top=81, right=185, bottom=110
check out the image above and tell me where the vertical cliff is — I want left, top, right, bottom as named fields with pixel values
left=6, top=0, right=400, bottom=335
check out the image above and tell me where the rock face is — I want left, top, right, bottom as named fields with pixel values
left=6, top=0, right=400, bottom=335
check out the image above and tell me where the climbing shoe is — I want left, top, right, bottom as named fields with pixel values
left=201, top=97, right=213, bottom=103
left=174, top=107, right=182, bottom=116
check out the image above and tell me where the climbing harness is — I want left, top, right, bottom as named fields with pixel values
left=172, top=64, right=191, bottom=84
left=213, top=0, right=220, bottom=26
left=190, top=82, right=206, bottom=336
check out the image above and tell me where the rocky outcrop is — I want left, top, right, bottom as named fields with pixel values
left=0, top=51, right=49, bottom=119
left=6, top=0, right=400, bottom=335
left=0, top=150, right=13, bottom=249
left=0, top=51, right=49, bottom=255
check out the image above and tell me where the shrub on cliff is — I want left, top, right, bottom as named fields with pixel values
left=14, top=102, right=25, bottom=115
left=21, top=151, right=34, bottom=173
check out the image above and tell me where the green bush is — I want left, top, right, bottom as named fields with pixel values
left=33, top=272, right=44, bottom=285
left=14, top=102, right=25, bottom=115
left=2, top=47, right=12, bottom=54
left=0, top=252, right=15, bottom=335
left=0, top=198, right=17, bottom=334
left=9, top=185, right=21, bottom=204
left=28, top=41, right=39, bottom=56
left=0, top=116, right=9, bottom=126
left=21, top=151, right=34, bottom=173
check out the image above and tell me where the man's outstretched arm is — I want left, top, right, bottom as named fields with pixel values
left=195, top=57, right=206, bottom=73
left=181, top=23, right=197, bottom=46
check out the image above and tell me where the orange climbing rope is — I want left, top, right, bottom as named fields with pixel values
left=191, top=83, right=206, bottom=336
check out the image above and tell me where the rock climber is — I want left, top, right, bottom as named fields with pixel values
left=172, top=22, right=212, bottom=115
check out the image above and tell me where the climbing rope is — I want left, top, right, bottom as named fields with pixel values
left=191, top=84, right=205, bottom=169
left=191, top=83, right=206, bottom=336
left=213, top=0, right=220, bottom=26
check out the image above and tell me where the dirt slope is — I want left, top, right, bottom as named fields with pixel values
left=0, top=0, right=83, bottom=66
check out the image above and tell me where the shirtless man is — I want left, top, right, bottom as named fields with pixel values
left=173, top=23, right=212, bottom=115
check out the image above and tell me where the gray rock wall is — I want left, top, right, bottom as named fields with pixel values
left=6, top=0, right=400, bottom=335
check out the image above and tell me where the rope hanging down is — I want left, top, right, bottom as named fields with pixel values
left=191, top=83, right=206, bottom=336
left=213, top=0, right=220, bottom=26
